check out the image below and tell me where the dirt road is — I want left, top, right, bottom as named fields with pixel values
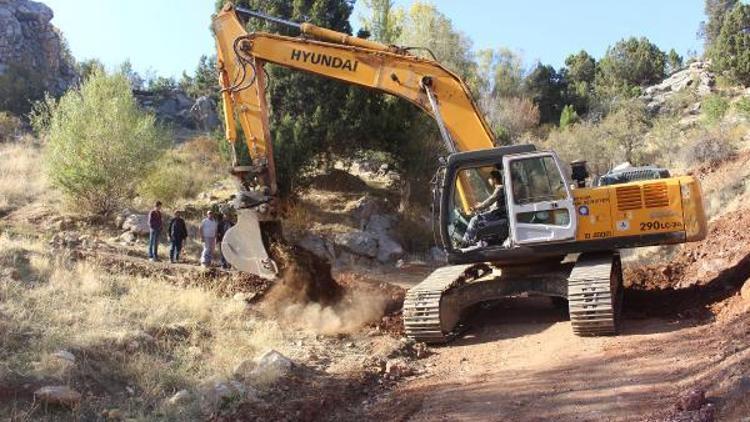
left=370, top=296, right=750, bottom=421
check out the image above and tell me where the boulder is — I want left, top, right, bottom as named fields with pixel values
left=297, top=234, right=334, bottom=260
left=334, top=231, right=378, bottom=258
left=233, top=359, right=257, bottom=380
left=200, top=380, right=249, bottom=407
left=383, top=359, right=413, bottom=379
left=365, top=214, right=405, bottom=263
left=52, top=350, right=75, bottom=364
left=190, top=96, right=220, bottom=131
left=250, top=350, right=294, bottom=380
left=101, top=408, right=124, bottom=419
left=34, top=385, right=82, bottom=407
left=344, top=196, right=382, bottom=227
left=168, top=389, right=193, bottom=406
left=377, top=236, right=404, bottom=264
left=122, top=214, right=150, bottom=235
left=50, top=231, right=81, bottom=248
left=365, top=214, right=396, bottom=237
left=118, top=231, right=136, bottom=244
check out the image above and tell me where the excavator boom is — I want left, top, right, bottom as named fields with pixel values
left=212, top=3, right=495, bottom=277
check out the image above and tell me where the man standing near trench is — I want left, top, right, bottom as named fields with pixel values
left=168, top=210, right=188, bottom=263
left=147, top=201, right=163, bottom=261
left=199, top=210, right=218, bottom=267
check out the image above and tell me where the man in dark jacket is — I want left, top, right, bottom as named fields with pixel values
left=148, top=201, right=163, bottom=261
left=168, top=210, right=188, bottom=263
left=216, top=213, right=234, bottom=269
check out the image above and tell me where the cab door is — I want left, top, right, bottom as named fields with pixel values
left=502, top=152, right=577, bottom=245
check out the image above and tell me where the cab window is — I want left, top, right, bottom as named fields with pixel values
left=509, top=156, right=567, bottom=205
left=454, top=167, right=493, bottom=208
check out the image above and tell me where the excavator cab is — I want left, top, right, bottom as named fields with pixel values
left=437, top=145, right=578, bottom=264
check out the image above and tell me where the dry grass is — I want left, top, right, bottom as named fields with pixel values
left=0, top=140, right=47, bottom=212
left=700, top=157, right=750, bottom=219
left=0, top=233, right=289, bottom=420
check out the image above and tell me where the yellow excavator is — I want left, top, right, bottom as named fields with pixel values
left=212, top=4, right=707, bottom=343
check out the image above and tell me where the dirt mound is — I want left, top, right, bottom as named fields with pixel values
left=266, top=242, right=343, bottom=305
left=308, top=169, right=370, bottom=193
left=624, top=209, right=750, bottom=317
left=625, top=209, right=750, bottom=290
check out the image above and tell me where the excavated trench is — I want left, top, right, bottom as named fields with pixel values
left=624, top=251, right=750, bottom=318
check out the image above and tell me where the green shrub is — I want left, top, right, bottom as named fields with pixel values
left=559, top=105, right=579, bottom=129
left=0, top=112, right=22, bottom=142
left=702, top=94, right=730, bottom=124
left=735, top=96, right=750, bottom=117
left=41, top=70, right=169, bottom=214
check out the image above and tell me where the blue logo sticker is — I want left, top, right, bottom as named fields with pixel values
left=578, top=205, right=590, bottom=216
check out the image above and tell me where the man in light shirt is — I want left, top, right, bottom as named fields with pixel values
left=199, top=210, right=218, bottom=267
left=462, top=170, right=507, bottom=246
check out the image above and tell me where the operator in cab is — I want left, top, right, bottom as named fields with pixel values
left=461, top=170, right=507, bottom=248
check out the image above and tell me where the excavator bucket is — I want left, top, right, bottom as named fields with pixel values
left=222, top=209, right=278, bottom=280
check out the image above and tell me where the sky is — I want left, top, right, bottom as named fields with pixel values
left=44, top=0, right=707, bottom=80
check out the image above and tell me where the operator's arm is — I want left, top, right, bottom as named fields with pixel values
left=475, top=186, right=503, bottom=212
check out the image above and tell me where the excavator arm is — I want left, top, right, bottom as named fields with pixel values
left=212, top=3, right=496, bottom=278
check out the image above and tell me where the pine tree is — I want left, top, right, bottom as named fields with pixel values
left=223, top=0, right=361, bottom=194
left=709, top=3, right=750, bottom=86
left=700, top=0, right=739, bottom=50
left=559, top=105, right=579, bottom=129
left=666, top=49, right=684, bottom=75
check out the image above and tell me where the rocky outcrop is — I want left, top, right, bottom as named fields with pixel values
left=641, top=61, right=715, bottom=114
left=297, top=205, right=406, bottom=266
left=190, top=95, right=221, bottom=131
left=134, top=89, right=220, bottom=132
left=0, top=0, right=77, bottom=95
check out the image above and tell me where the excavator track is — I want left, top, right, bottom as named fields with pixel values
left=403, top=263, right=491, bottom=344
left=567, top=252, right=623, bottom=336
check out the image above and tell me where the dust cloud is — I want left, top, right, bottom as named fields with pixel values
left=278, top=291, right=387, bottom=335
left=261, top=243, right=388, bottom=335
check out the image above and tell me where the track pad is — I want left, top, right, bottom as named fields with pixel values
left=222, top=209, right=278, bottom=280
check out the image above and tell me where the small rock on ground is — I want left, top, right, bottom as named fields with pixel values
left=383, top=359, right=413, bottom=379
left=34, top=385, right=82, bottom=407
left=168, top=389, right=192, bottom=406
left=53, top=350, right=76, bottom=364
left=250, top=350, right=294, bottom=382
